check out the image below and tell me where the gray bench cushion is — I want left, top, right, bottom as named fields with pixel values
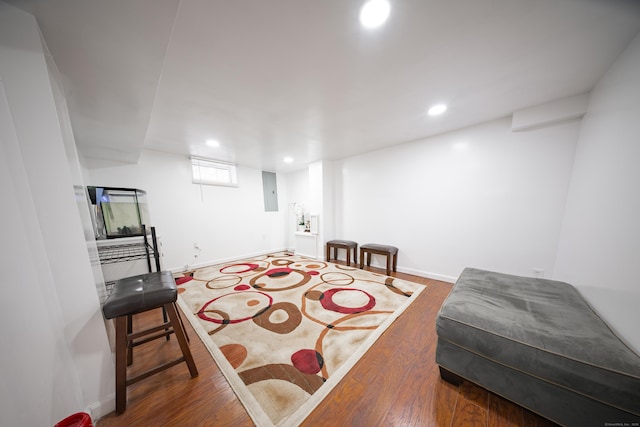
left=436, top=268, right=640, bottom=417
left=360, top=243, right=398, bottom=254
left=327, top=240, right=357, bottom=248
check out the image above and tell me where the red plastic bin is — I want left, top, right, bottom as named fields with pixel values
left=54, top=412, right=93, bottom=427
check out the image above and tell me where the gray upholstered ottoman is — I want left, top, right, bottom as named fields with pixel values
left=436, top=268, right=640, bottom=426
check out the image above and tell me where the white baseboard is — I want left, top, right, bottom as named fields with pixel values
left=396, top=266, right=457, bottom=284
left=168, top=249, right=458, bottom=284
left=321, top=252, right=457, bottom=284
left=168, top=248, right=289, bottom=273
left=86, top=394, right=115, bottom=422
left=354, top=258, right=457, bottom=283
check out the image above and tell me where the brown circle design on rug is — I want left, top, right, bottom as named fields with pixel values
left=384, top=276, right=414, bottom=297
left=272, top=258, right=294, bottom=266
left=206, top=274, right=242, bottom=289
left=319, top=271, right=355, bottom=286
left=238, top=363, right=325, bottom=394
left=335, top=264, right=358, bottom=271
left=250, top=268, right=311, bottom=291
left=305, top=264, right=322, bottom=269
left=293, top=261, right=328, bottom=270
left=220, top=344, right=248, bottom=369
left=253, top=302, right=302, bottom=334
left=304, top=290, right=324, bottom=301
left=200, top=309, right=229, bottom=335
left=198, top=291, right=273, bottom=324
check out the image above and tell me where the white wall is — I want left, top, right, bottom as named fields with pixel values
left=0, top=2, right=114, bottom=424
left=284, top=162, right=335, bottom=257
left=554, top=33, right=640, bottom=353
left=308, top=161, right=336, bottom=257
left=321, top=161, right=335, bottom=245
left=86, top=149, right=288, bottom=270
left=284, top=167, right=309, bottom=250
left=44, top=28, right=111, bottom=306
left=334, top=117, right=579, bottom=282
left=0, top=73, right=83, bottom=427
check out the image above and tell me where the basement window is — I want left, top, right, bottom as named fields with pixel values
left=191, top=157, right=237, bottom=187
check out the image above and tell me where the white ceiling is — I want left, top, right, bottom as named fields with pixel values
left=7, top=0, right=640, bottom=171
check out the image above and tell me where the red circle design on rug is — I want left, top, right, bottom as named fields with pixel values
left=320, top=288, right=376, bottom=314
left=291, top=349, right=324, bottom=375
left=175, top=276, right=193, bottom=285
left=234, top=284, right=251, bottom=291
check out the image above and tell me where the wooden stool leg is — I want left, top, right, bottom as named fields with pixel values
left=346, top=248, right=351, bottom=266
left=386, top=254, right=391, bottom=276
left=164, top=303, right=198, bottom=378
left=162, top=306, right=170, bottom=341
left=126, top=314, right=133, bottom=366
left=367, top=252, right=372, bottom=267
left=175, top=305, right=190, bottom=343
left=359, top=248, right=364, bottom=269
left=393, top=253, right=398, bottom=272
left=326, top=245, right=331, bottom=262
left=115, top=316, right=128, bottom=414
left=354, top=246, right=358, bottom=265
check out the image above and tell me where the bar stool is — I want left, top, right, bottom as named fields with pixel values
left=326, top=240, right=358, bottom=266
left=102, top=271, right=198, bottom=414
left=359, top=243, right=398, bottom=276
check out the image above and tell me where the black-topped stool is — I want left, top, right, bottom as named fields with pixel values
left=359, top=244, right=398, bottom=276
left=326, top=240, right=358, bottom=266
left=102, top=271, right=198, bottom=414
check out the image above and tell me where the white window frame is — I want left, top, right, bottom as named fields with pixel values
left=191, top=157, right=238, bottom=187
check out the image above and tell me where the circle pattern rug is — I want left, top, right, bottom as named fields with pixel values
left=176, top=252, right=426, bottom=427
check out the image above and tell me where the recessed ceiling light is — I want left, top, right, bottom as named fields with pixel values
left=206, top=139, right=220, bottom=147
left=360, top=0, right=391, bottom=29
left=427, top=104, right=447, bottom=116
left=283, top=157, right=293, bottom=163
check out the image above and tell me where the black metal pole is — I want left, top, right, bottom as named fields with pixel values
left=151, top=226, right=161, bottom=272
left=142, top=224, right=152, bottom=273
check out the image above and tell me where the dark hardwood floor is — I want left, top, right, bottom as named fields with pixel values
left=97, top=263, right=557, bottom=427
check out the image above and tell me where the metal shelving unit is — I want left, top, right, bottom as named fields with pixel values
left=97, top=226, right=161, bottom=296
left=98, top=242, right=150, bottom=264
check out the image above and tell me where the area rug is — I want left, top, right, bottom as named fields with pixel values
left=175, top=252, right=426, bottom=427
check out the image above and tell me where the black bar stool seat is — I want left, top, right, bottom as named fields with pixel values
left=102, top=271, right=198, bottom=414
